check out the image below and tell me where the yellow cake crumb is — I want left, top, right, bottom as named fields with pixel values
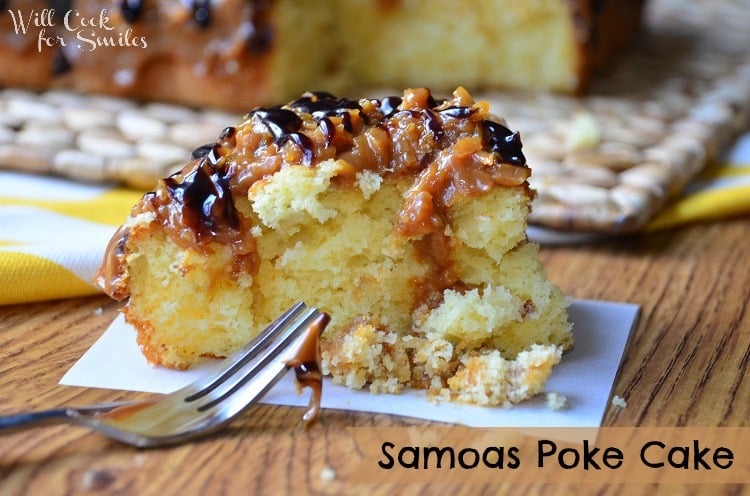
left=545, top=391, right=568, bottom=410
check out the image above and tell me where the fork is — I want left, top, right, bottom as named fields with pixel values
left=0, top=302, right=328, bottom=448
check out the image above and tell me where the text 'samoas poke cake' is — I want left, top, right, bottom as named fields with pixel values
left=96, top=88, right=574, bottom=407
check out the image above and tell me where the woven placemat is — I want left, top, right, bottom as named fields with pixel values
left=1, top=0, right=749, bottom=233
left=0, top=92, right=236, bottom=190
left=487, top=0, right=750, bottom=232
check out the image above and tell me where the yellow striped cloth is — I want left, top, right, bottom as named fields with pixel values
left=1, top=134, right=749, bottom=305
left=646, top=134, right=750, bottom=230
left=0, top=174, right=141, bottom=305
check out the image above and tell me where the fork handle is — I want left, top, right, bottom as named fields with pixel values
left=0, top=409, right=72, bottom=434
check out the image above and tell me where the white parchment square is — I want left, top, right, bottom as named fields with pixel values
left=60, top=299, right=638, bottom=427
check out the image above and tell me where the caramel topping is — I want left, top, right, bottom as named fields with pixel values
left=94, top=224, right=130, bottom=300
left=283, top=312, right=330, bottom=425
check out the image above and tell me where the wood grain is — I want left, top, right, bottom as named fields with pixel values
left=0, top=218, right=748, bottom=495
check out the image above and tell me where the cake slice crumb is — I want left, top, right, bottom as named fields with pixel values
left=545, top=391, right=567, bottom=410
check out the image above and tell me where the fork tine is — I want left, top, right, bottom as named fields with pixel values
left=95, top=306, right=326, bottom=442
left=191, top=307, right=322, bottom=411
left=176, top=311, right=329, bottom=437
left=180, top=301, right=309, bottom=401
left=0, top=303, right=329, bottom=448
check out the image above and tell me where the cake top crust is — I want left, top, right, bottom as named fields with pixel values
left=162, top=86, right=528, bottom=235
left=96, top=87, right=531, bottom=299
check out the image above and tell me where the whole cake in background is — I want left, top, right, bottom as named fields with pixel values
left=96, top=87, right=574, bottom=407
left=0, top=0, right=645, bottom=110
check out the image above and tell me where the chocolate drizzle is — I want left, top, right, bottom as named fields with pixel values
left=249, top=107, right=314, bottom=163
left=119, top=0, right=144, bottom=23
left=482, top=121, right=525, bottom=166
left=288, top=93, right=362, bottom=120
left=162, top=159, right=238, bottom=237
left=426, top=93, right=443, bottom=109
left=219, top=126, right=237, bottom=140
left=439, top=106, right=474, bottom=119
left=422, top=109, right=445, bottom=143
left=246, top=0, right=274, bottom=54
left=246, top=93, right=360, bottom=163
left=379, top=96, right=402, bottom=118
left=191, top=143, right=215, bottom=160
left=48, top=0, right=72, bottom=15
left=318, top=118, right=336, bottom=146
left=251, top=108, right=303, bottom=140
left=190, top=0, right=211, bottom=28
left=51, top=49, right=71, bottom=75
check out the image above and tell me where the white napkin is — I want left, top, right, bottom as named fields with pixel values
left=61, top=298, right=638, bottom=428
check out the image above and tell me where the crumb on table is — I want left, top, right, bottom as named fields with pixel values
left=319, top=467, right=336, bottom=482
left=611, top=395, right=628, bottom=408
left=545, top=391, right=568, bottom=410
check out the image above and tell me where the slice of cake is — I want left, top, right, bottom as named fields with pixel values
left=337, top=0, right=645, bottom=95
left=96, top=87, right=573, bottom=407
left=0, top=1, right=645, bottom=110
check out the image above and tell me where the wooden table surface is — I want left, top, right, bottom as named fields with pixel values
left=0, top=217, right=747, bottom=495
